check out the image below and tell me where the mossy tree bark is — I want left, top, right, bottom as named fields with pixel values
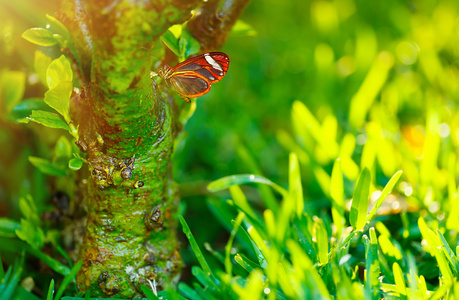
left=55, top=0, right=249, bottom=297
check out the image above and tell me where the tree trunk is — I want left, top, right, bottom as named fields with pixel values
left=56, top=0, right=249, bottom=297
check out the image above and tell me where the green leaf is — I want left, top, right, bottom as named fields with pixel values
left=293, top=215, right=317, bottom=263
left=178, top=282, right=202, bottom=300
left=314, top=218, right=329, bottom=265
left=46, top=14, right=71, bottom=41
left=54, top=261, right=83, bottom=300
left=15, top=195, right=44, bottom=249
left=235, top=269, right=265, bottom=299
left=22, top=28, right=58, bottom=46
left=28, top=156, right=67, bottom=176
left=161, top=27, right=181, bottom=57
left=46, top=279, right=54, bottom=300
left=18, top=195, right=38, bottom=220
left=54, top=136, right=72, bottom=169
left=330, top=159, right=345, bottom=239
left=46, top=55, right=73, bottom=89
left=0, top=219, right=21, bottom=238
left=207, top=174, right=288, bottom=198
left=246, top=226, right=268, bottom=268
left=178, top=216, right=213, bottom=277
left=7, top=98, right=51, bottom=122
left=330, top=158, right=344, bottom=206
left=234, top=253, right=260, bottom=273
left=229, top=185, right=256, bottom=220
left=44, top=81, right=72, bottom=123
left=69, top=158, right=83, bottom=170
left=12, top=286, right=41, bottom=300
left=364, top=228, right=380, bottom=300
left=235, top=143, right=278, bottom=212
left=366, top=170, right=403, bottom=223
left=191, top=266, right=219, bottom=292
left=378, top=234, right=402, bottom=260
left=27, top=247, right=71, bottom=276
left=429, top=284, right=451, bottom=300
left=0, top=255, right=4, bottom=284
left=393, top=262, right=406, bottom=296
left=206, top=198, right=253, bottom=254
left=15, top=219, right=44, bottom=249
left=286, top=240, right=331, bottom=298
left=350, top=167, right=371, bottom=231
left=289, top=152, right=303, bottom=217
left=1, top=70, right=26, bottom=114
left=179, top=30, right=200, bottom=58
left=141, top=285, right=159, bottom=300
left=0, top=256, right=24, bottom=300
left=292, top=100, right=339, bottom=159
left=168, top=24, right=182, bottom=39
left=54, top=136, right=72, bottom=159
left=436, top=229, right=458, bottom=276
left=225, top=212, right=245, bottom=276
left=20, top=110, right=70, bottom=131
left=34, top=51, right=53, bottom=86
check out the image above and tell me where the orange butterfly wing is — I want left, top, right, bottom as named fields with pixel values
left=161, top=52, right=230, bottom=101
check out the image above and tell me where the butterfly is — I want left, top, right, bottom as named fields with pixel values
left=158, top=52, right=230, bottom=103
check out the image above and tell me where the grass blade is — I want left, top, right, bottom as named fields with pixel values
left=364, top=228, right=380, bottom=300
left=28, top=246, right=70, bottom=276
left=0, top=255, right=24, bottom=300
left=314, top=217, right=329, bottom=265
left=366, top=170, right=403, bottom=222
left=141, top=285, right=159, bottom=299
left=436, top=229, right=458, bottom=276
left=225, top=212, right=245, bottom=276
left=46, top=279, right=54, bottom=300
left=0, top=254, right=4, bottom=281
left=288, top=152, right=304, bottom=216
left=179, top=216, right=213, bottom=276
left=178, top=282, right=202, bottom=300
left=350, top=167, right=371, bottom=230
left=393, top=262, right=407, bottom=297
left=54, top=260, right=83, bottom=300
left=234, top=253, right=260, bottom=273
left=207, top=174, right=288, bottom=198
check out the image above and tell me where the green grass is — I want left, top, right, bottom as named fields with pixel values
left=178, top=160, right=405, bottom=299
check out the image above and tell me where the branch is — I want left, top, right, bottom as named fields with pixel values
left=188, top=0, right=251, bottom=52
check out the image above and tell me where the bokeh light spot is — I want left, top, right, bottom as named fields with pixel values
left=396, top=41, right=419, bottom=65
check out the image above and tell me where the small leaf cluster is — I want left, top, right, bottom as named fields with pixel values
left=0, top=192, right=82, bottom=299
left=22, top=15, right=70, bottom=48
left=28, top=136, right=84, bottom=177
left=18, top=55, right=75, bottom=136
left=161, top=24, right=200, bottom=62
left=11, top=16, right=85, bottom=174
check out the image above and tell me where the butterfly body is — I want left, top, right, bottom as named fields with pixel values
left=158, top=52, right=230, bottom=103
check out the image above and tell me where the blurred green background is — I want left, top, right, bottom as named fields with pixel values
left=175, top=0, right=459, bottom=254
left=2, top=0, right=459, bottom=296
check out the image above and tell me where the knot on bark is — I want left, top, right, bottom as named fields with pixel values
left=88, top=154, right=142, bottom=189
left=144, top=206, right=164, bottom=231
